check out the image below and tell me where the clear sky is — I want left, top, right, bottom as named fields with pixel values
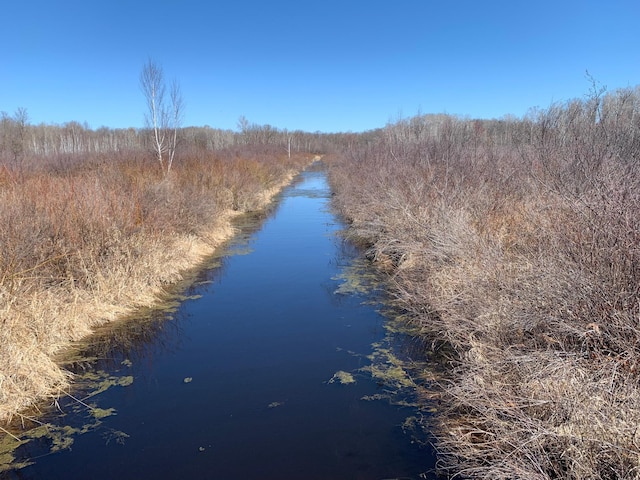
left=2, top=0, right=639, bottom=133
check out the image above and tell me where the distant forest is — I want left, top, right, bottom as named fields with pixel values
left=4, top=84, right=638, bottom=166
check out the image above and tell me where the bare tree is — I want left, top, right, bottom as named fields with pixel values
left=140, top=59, right=184, bottom=175
left=168, top=79, right=184, bottom=173
left=140, top=59, right=166, bottom=169
left=0, top=108, right=29, bottom=164
left=237, top=115, right=250, bottom=144
left=13, top=108, right=28, bottom=164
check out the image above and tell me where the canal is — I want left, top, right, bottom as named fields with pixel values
left=3, top=164, right=436, bottom=479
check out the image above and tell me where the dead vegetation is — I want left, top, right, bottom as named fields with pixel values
left=328, top=84, right=640, bottom=478
left=0, top=144, right=312, bottom=422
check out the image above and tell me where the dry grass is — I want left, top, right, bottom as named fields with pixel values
left=328, top=86, right=640, bottom=478
left=0, top=149, right=312, bottom=422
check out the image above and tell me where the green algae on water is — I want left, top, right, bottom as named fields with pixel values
left=0, top=369, right=134, bottom=473
left=328, top=370, right=356, bottom=385
left=91, top=408, right=116, bottom=419
left=0, top=434, right=31, bottom=473
left=0, top=415, right=124, bottom=473
left=332, top=258, right=383, bottom=296
left=77, top=371, right=134, bottom=399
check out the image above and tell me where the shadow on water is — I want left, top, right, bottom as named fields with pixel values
left=1, top=164, right=439, bottom=480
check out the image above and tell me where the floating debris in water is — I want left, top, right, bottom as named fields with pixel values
left=183, top=377, right=193, bottom=383
left=268, top=401, right=285, bottom=408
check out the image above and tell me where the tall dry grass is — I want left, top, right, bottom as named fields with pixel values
left=0, top=148, right=312, bottom=422
left=328, top=86, right=640, bottom=478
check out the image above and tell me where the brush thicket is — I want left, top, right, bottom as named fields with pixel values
left=0, top=148, right=312, bottom=422
left=328, top=86, right=640, bottom=478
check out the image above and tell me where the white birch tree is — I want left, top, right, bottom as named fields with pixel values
left=168, top=79, right=184, bottom=173
left=140, top=59, right=184, bottom=175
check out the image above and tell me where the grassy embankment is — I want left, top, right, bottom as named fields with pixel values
left=0, top=148, right=312, bottom=423
left=328, top=86, right=640, bottom=478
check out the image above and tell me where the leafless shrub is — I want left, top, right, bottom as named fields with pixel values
left=328, top=85, right=640, bottom=478
left=0, top=145, right=311, bottom=422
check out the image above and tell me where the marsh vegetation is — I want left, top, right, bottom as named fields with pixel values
left=328, top=83, right=640, bottom=478
left=0, top=118, right=313, bottom=423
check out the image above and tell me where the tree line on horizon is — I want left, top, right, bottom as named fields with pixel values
left=0, top=112, right=331, bottom=163
left=5, top=81, right=638, bottom=169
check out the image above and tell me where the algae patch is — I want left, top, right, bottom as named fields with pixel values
left=0, top=434, right=30, bottom=473
left=91, top=408, right=116, bottom=419
left=362, top=345, right=416, bottom=392
left=328, top=370, right=356, bottom=385
left=332, top=259, right=382, bottom=296
left=102, top=428, right=130, bottom=445
left=0, top=370, right=134, bottom=473
left=27, top=424, right=80, bottom=452
left=77, top=371, right=134, bottom=399
left=0, top=416, right=122, bottom=473
left=117, top=375, right=134, bottom=387
left=361, top=393, right=391, bottom=402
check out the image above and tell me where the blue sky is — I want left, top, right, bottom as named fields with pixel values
left=2, top=0, right=639, bottom=132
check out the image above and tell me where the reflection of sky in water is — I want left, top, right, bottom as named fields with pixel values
left=283, top=174, right=332, bottom=198
left=9, top=169, right=437, bottom=480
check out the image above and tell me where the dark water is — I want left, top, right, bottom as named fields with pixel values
left=5, top=166, right=436, bottom=479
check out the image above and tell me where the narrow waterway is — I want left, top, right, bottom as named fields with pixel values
left=4, top=165, right=436, bottom=479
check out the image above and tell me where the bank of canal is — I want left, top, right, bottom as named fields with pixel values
left=2, top=165, right=437, bottom=479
